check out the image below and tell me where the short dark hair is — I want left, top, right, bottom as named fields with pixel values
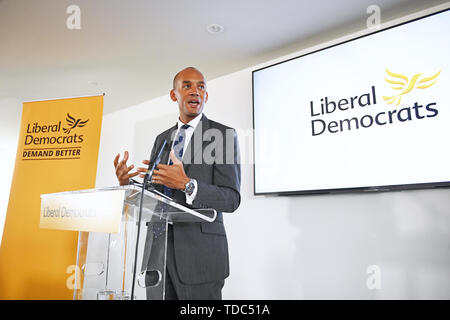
left=172, top=67, right=203, bottom=89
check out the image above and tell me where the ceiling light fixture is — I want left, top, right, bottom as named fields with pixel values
left=207, top=24, right=224, bottom=34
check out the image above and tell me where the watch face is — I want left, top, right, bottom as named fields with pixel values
left=185, top=180, right=194, bottom=195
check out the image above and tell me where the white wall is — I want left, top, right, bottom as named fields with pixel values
left=0, top=98, right=22, bottom=244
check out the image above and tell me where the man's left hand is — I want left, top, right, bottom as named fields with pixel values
left=151, top=150, right=190, bottom=190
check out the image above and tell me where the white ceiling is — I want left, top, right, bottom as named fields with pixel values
left=0, top=0, right=448, bottom=114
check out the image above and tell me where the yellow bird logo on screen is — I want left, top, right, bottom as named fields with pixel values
left=382, top=69, right=441, bottom=106
left=63, top=113, right=89, bottom=134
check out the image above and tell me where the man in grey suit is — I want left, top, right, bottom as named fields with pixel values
left=113, top=67, right=241, bottom=299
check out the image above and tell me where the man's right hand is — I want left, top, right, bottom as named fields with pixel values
left=113, top=151, right=139, bottom=186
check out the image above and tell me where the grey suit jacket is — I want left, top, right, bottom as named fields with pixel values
left=147, top=114, right=241, bottom=285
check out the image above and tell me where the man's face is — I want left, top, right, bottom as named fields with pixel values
left=170, top=68, right=208, bottom=123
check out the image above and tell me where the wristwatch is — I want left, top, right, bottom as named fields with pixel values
left=184, top=178, right=196, bottom=196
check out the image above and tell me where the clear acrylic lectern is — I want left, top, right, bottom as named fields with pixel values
left=43, top=185, right=216, bottom=300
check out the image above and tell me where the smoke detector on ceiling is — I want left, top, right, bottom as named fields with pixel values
left=207, top=24, right=224, bottom=34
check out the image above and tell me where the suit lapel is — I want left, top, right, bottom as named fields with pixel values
left=161, top=123, right=178, bottom=165
left=152, top=124, right=177, bottom=193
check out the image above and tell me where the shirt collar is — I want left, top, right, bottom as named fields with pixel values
left=177, top=112, right=203, bottom=131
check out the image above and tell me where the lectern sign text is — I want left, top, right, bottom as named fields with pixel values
left=40, top=189, right=125, bottom=233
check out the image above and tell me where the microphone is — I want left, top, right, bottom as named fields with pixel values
left=143, top=140, right=167, bottom=187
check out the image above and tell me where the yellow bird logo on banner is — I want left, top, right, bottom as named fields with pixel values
left=382, top=69, right=441, bottom=106
left=63, top=113, right=89, bottom=134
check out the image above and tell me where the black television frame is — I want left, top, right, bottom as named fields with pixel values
left=252, top=8, right=450, bottom=196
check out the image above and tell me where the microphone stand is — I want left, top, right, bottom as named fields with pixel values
left=130, top=140, right=167, bottom=300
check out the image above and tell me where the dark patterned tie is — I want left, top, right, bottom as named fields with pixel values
left=170, top=124, right=190, bottom=164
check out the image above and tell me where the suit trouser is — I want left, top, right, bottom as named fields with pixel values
left=146, top=224, right=224, bottom=300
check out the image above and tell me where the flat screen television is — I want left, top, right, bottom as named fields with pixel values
left=252, top=9, right=450, bottom=195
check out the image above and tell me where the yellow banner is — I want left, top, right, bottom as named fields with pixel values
left=0, top=95, right=103, bottom=299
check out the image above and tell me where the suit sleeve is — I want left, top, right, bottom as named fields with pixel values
left=192, top=129, right=241, bottom=213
